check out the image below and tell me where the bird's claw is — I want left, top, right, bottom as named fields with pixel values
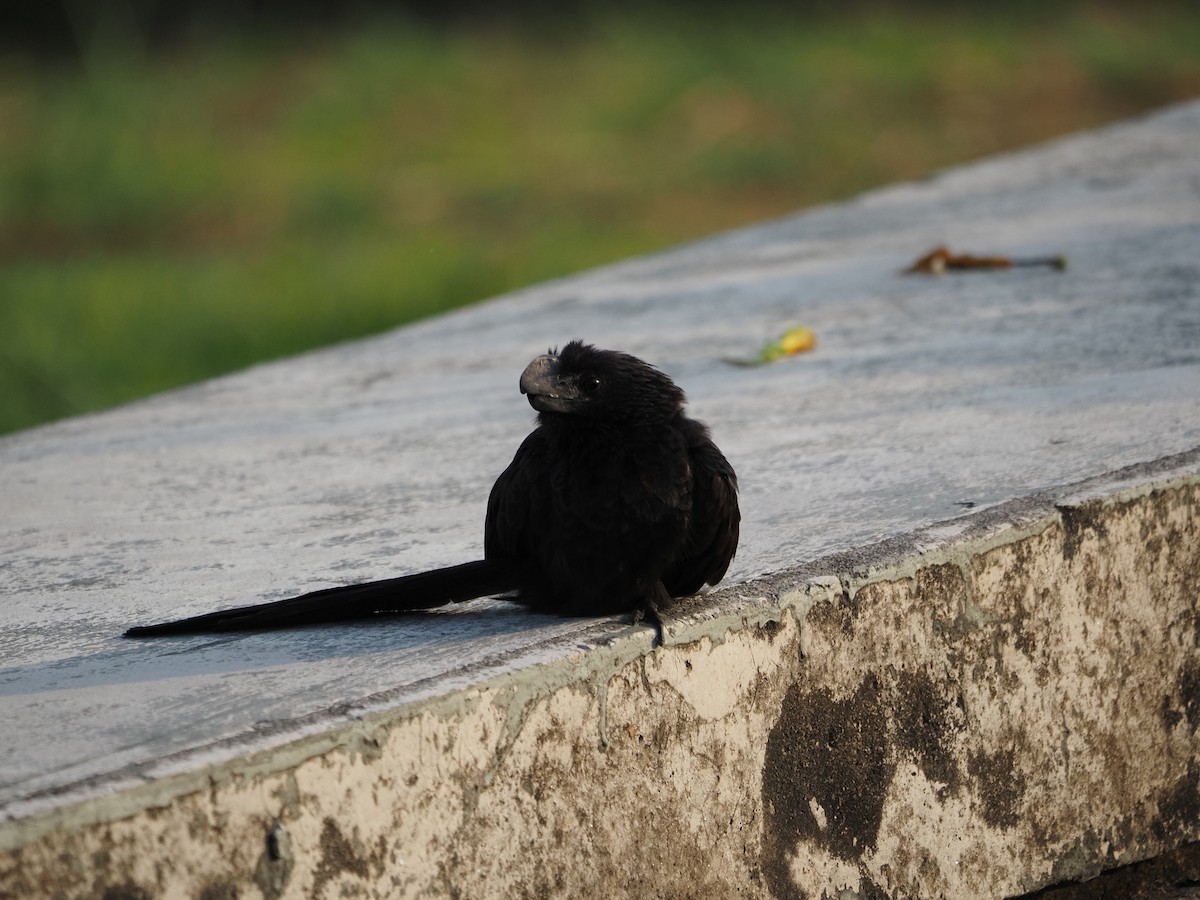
left=632, top=602, right=665, bottom=648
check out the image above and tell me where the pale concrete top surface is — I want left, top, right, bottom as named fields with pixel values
left=2, top=100, right=1198, bottom=824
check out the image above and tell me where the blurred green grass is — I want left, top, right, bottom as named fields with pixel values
left=2, top=5, right=1199, bottom=434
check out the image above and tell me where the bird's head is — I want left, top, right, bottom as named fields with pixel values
left=519, top=340, right=685, bottom=424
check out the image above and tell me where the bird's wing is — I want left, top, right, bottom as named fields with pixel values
left=484, top=428, right=549, bottom=562
left=664, top=419, right=741, bottom=597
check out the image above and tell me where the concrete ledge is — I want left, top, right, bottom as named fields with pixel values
left=3, top=454, right=1198, bottom=898
left=3, top=101, right=1200, bottom=898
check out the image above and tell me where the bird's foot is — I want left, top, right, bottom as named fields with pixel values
left=632, top=600, right=665, bottom=648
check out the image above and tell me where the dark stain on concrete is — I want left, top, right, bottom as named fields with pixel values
left=199, top=880, right=241, bottom=900
left=1179, top=657, right=1200, bottom=733
left=761, top=677, right=894, bottom=897
left=100, top=884, right=151, bottom=900
left=892, top=668, right=963, bottom=797
left=806, top=590, right=855, bottom=640
left=1058, top=501, right=1109, bottom=563
left=312, top=817, right=370, bottom=897
left=1151, top=761, right=1200, bottom=847
left=915, top=562, right=968, bottom=605
left=760, top=618, right=783, bottom=640
left=968, top=745, right=1027, bottom=830
left=761, top=589, right=984, bottom=899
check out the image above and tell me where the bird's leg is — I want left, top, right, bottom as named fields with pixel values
left=631, top=582, right=669, bottom=647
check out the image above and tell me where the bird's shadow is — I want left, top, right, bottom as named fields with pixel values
left=0, top=602, right=601, bottom=698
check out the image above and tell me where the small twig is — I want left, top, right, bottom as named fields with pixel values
left=904, top=245, right=1067, bottom=275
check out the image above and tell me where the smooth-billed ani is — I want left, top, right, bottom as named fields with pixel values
left=125, top=341, right=740, bottom=643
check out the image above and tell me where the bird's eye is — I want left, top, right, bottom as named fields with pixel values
left=581, top=375, right=602, bottom=395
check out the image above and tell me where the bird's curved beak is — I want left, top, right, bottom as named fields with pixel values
left=520, top=354, right=573, bottom=413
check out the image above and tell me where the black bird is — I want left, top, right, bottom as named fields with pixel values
left=125, top=341, right=740, bottom=643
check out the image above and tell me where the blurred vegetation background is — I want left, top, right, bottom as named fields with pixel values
left=2, top=2, right=1198, bottom=435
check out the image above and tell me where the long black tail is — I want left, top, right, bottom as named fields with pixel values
left=124, top=559, right=524, bottom=637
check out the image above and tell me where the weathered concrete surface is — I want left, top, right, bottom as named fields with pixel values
left=2, top=463, right=1197, bottom=898
left=2, top=100, right=1199, bottom=898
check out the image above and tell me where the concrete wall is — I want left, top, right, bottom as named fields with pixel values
left=3, top=458, right=1197, bottom=898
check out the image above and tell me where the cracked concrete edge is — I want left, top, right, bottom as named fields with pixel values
left=1, top=446, right=1198, bottom=898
